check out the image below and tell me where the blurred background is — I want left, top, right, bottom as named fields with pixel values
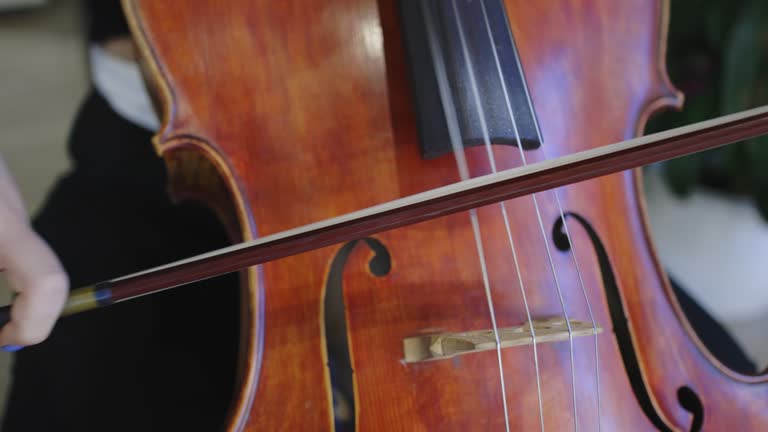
left=0, top=0, right=766, bottom=420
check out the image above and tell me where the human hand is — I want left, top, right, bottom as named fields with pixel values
left=0, top=156, right=68, bottom=350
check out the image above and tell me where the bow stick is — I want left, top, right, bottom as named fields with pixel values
left=2, top=105, right=768, bottom=325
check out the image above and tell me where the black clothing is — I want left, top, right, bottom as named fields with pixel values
left=2, top=91, right=239, bottom=431
left=671, top=278, right=756, bottom=373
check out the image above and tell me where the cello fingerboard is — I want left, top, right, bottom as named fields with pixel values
left=399, top=0, right=541, bottom=159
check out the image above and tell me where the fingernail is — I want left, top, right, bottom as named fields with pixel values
left=1, top=345, right=23, bottom=352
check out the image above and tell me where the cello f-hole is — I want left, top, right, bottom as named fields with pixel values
left=677, top=386, right=704, bottom=432
left=324, top=238, right=392, bottom=430
left=552, top=213, right=674, bottom=431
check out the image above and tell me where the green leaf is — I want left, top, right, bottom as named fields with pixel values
left=663, top=153, right=704, bottom=196
left=721, top=1, right=768, bottom=113
left=747, top=136, right=768, bottom=185
left=746, top=135, right=768, bottom=221
left=756, top=187, right=768, bottom=221
left=724, top=144, right=752, bottom=192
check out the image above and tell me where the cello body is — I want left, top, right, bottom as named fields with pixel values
left=123, top=0, right=768, bottom=430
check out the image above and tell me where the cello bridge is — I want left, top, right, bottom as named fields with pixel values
left=403, top=317, right=602, bottom=363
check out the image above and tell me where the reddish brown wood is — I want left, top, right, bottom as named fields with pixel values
left=123, top=0, right=768, bottom=430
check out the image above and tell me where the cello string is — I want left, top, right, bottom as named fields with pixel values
left=420, top=2, right=511, bottom=431
left=457, top=0, right=581, bottom=429
left=449, top=0, right=545, bottom=430
left=494, top=0, right=602, bottom=428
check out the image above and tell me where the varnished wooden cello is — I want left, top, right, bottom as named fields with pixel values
left=5, top=0, right=768, bottom=430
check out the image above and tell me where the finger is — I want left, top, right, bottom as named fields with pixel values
left=0, top=222, right=68, bottom=347
left=0, top=276, right=67, bottom=347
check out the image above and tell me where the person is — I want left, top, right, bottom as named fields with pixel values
left=1, top=2, right=240, bottom=431
left=0, top=157, right=67, bottom=352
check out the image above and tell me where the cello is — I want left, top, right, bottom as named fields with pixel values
left=7, top=0, right=768, bottom=429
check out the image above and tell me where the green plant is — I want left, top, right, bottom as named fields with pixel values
left=648, top=0, right=768, bottom=219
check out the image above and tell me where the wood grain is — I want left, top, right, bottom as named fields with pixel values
left=124, top=0, right=768, bottom=430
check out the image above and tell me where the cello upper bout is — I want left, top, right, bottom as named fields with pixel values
left=636, top=0, right=684, bottom=134
left=122, top=0, right=175, bottom=149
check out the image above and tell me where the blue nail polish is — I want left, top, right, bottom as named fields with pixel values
left=1, top=345, right=23, bottom=352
